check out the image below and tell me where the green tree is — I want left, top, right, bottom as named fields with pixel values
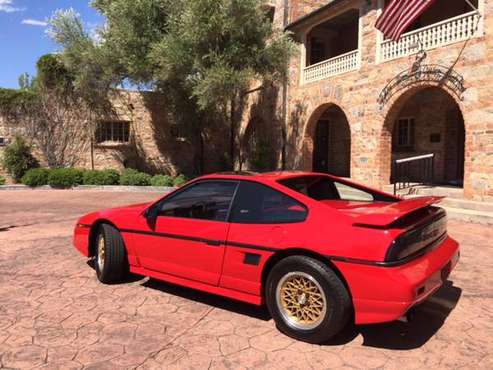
left=0, top=55, right=92, bottom=168
left=152, top=0, right=295, bottom=169
left=54, top=0, right=295, bottom=172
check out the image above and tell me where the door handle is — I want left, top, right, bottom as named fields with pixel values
left=204, top=240, right=221, bottom=246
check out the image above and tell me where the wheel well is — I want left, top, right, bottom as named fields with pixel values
left=88, top=219, right=118, bottom=257
left=261, top=249, right=353, bottom=302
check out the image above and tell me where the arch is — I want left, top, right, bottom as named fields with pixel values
left=303, top=103, right=351, bottom=177
left=240, top=116, right=280, bottom=171
left=379, top=85, right=466, bottom=186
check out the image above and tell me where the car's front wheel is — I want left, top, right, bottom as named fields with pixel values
left=94, top=224, right=128, bottom=284
left=266, top=255, right=351, bottom=344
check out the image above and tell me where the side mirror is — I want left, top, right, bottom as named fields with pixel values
left=145, top=205, right=159, bottom=230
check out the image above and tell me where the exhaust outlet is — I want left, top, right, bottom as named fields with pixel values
left=397, top=308, right=416, bottom=323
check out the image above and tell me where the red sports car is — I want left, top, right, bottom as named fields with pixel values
left=74, top=172, right=459, bottom=343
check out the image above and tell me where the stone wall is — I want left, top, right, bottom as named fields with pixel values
left=281, top=0, right=493, bottom=201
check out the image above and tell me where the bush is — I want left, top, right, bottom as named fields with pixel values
left=120, top=169, right=151, bottom=186
left=83, top=169, right=120, bottom=186
left=48, top=168, right=84, bottom=188
left=1, top=137, right=39, bottom=182
left=150, top=174, right=174, bottom=187
left=173, top=174, right=188, bottom=187
left=0, top=175, right=5, bottom=185
left=22, top=168, right=51, bottom=187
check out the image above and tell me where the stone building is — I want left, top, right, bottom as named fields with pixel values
left=0, top=91, right=229, bottom=178
left=1, top=0, right=492, bottom=202
left=255, top=0, right=492, bottom=201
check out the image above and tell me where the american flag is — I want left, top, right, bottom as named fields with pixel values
left=375, top=0, right=437, bottom=41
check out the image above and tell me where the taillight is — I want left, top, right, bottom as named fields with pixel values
left=385, top=213, right=447, bottom=263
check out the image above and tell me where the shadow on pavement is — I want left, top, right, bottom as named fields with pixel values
left=95, top=262, right=460, bottom=351
left=357, top=281, right=462, bottom=350
left=326, top=280, right=462, bottom=349
left=143, top=278, right=271, bottom=321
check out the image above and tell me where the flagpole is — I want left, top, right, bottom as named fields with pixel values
left=464, top=0, right=479, bottom=12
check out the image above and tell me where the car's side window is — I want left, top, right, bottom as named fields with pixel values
left=159, top=181, right=238, bottom=222
left=230, top=181, right=307, bottom=224
left=334, top=182, right=374, bottom=202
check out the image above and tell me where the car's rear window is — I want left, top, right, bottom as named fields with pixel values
left=279, top=176, right=395, bottom=203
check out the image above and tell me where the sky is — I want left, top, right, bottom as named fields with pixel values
left=0, top=0, right=105, bottom=89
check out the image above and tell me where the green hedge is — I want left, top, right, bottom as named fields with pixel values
left=48, top=168, right=84, bottom=188
left=151, top=174, right=174, bottom=187
left=1, top=137, right=39, bottom=182
left=22, top=168, right=51, bottom=187
left=120, top=169, right=152, bottom=186
left=0, top=175, right=5, bottom=185
left=83, top=169, right=120, bottom=185
left=10, top=166, right=188, bottom=188
left=173, top=174, right=188, bottom=187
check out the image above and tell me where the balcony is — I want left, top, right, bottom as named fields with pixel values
left=300, top=8, right=361, bottom=85
left=303, top=50, right=360, bottom=84
left=379, top=10, right=482, bottom=63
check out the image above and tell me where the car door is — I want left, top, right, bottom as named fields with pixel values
left=135, top=180, right=239, bottom=286
left=220, top=181, right=308, bottom=295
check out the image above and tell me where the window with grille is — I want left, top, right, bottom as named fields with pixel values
left=95, top=121, right=130, bottom=144
left=394, top=118, right=415, bottom=150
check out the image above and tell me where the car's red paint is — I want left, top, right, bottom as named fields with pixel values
left=74, top=171, right=459, bottom=324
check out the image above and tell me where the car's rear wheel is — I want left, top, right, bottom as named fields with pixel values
left=95, top=224, right=128, bottom=284
left=266, top=255, right=351, bottom=344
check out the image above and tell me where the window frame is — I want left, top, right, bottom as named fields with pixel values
left=95, top=120, right=131, bottom=145
left=394, top=117, right=415, bottom=151
left=156, top=179, right=240, bottom=223
left=228, top=180, right=309, bottom=225
left=278, top=175, right=397, bottom=204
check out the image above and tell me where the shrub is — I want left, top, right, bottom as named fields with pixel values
left=120, top=169, right=151, bottom=186
left=83, top=169, right=120, bottom=186
left=173, top=174, right=188, bottom=187
left=0, top=175, right=5, bottom=185
left=150, top=174, right=174, bottom=187
left=1, top=137, right=39, bottom=182
left=22, top=168, right=51, bottom=187
left=48, top=168, right=84, bottom=188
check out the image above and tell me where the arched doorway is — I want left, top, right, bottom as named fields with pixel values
left=384, top=86, right=465, bottom=186
left=311, top=105, right=351, bottom=177
left=241, top=116, right=279, bottom=171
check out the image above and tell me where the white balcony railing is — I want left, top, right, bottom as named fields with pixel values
left=379, top=10, right=481, bottom=63
left=303, top=50, right=360, bottom=84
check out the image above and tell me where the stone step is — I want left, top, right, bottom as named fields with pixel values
left=382, top=184, right=464, bottom=199
left=442, top=206, right=493, bottom=226
left=393, top=193, right=493, bottom=225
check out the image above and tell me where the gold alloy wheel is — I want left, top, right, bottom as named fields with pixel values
left=97, top=236, right=105, bottom=271
left=275, top=272, right=327, bottom=330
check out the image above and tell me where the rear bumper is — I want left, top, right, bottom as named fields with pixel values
left=334, top=236, right=459, bottom=324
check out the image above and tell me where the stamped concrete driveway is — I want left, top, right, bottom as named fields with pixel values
left=0, top=190, right=492, bottom=370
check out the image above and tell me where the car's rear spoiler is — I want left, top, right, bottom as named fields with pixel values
left=353, top=196, right=444, bottom=228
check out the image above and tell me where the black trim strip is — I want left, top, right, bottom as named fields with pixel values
left=225, top=240, right=277, bottom=253
left=328, top=233, right=448, bottom=267
left=119, top=228, right=448, bottom=268
left=120, top=228, right=223, bottom=247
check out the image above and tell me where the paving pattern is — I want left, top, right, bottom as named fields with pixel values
left=0, top=190, right=492, bottom=370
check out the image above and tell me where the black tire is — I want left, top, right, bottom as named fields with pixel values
left=94, top=224, right=128, bottom=284
left=265, top=255, right=351, bottom=344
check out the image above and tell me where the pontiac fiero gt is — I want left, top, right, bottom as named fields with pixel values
left=74, top=172, right=459, bottom=343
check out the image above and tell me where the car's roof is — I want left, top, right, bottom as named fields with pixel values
left=198, top=171, right=331, bottom=183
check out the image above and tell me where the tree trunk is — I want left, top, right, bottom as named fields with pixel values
left=193, top=127, right=205, bottom=175
left=229, top=96, right=236, bottom=171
